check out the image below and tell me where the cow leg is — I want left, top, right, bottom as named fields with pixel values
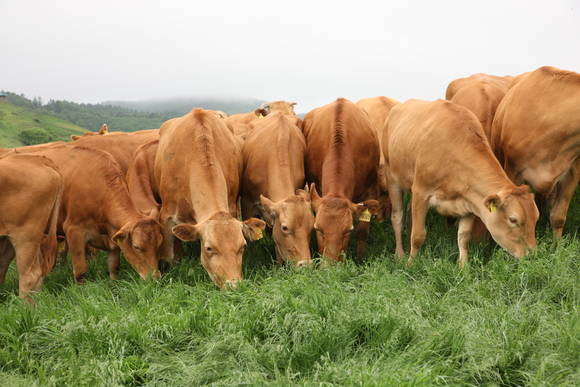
left=241, top=195, right=255, bottom=220
left=387, top=183, right=405, bottom=258
left=173, top=239, right=185, bottom=260
left=57, top=237, right=69, bottom=264
left=159, top=208, right=176, bottom=264
left=0, top=238, right=15, bottom=284
left=457, top=215, right=475, bottom=268
left=66, top=228, right=88, bottom=283
left=549, top=163, right=580, bottom=238
left=408, top=192, right=429, bottom=264
left=13, top=239, right=44, bottom=301
left=355, top=220, right=371, bottom=263
left=107, top=248, right=121, bottom=280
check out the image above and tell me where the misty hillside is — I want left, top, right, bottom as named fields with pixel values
left=4, top=92, right=169, bottom=133
left=0, top=94, right=85, bottom=147
left=105, top=97, right=265, bottom=116
left=1, top=92, right=267, bottom=138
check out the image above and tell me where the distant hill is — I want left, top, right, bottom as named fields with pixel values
left=0, top=92, right=267, bottom=143
left=3, top=92, right=170, bottom=133
left=0, top=94, right=85, bottom=147
left=105, top=97, right=265, bottom=116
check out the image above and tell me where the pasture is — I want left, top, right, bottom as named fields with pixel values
left=1, top=193, right=578, bottom=386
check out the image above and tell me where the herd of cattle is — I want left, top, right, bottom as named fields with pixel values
left=1, top=65, right=578, bottom=300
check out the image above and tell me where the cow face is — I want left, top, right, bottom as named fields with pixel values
left=172, top=213, right=266, bottom=289
left=483, top=185, right=539, bottom=257
left=112, top=218, right=163, bottom=279
left=310, top=184, right=379, bottom=263
left=258, top=190, right=314, bottom=267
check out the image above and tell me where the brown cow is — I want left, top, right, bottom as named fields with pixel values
left=226, top=101, right=297, bottom=138
left=0, top=152, right=63, bottom=300
left=70, top=129, right=158, bottom=173
left=26, top=145, right=163, bottom=281
left=383, top=99, right=539, bottom=267
left=490, top=66, right=580, bottom=238
left=241, top=112, right=314, bottom=266
left=303, top=98, right=380, bottom=263
left=446, top=73, right=514, bottom=139
left=356, top=96, right=399, bottom=220
left=154, top=109, right=265, bottom=288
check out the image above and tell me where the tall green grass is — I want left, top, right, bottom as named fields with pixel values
left=1, top=193, right=578, bottom=386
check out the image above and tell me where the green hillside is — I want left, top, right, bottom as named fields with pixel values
left=0, top=99, right=86, bottom=147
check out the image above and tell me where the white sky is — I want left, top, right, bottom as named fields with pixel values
left=1, top=0, right=578, bottom=112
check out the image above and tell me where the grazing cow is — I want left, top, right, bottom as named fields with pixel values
left=27, top=145, right=163, bottom=281
left=154, top=109, right=265, bottom=288
left=303, top=98, right=380, bottom=263
left=490, top=66, right=580, bottom=238
left=356, top=96, right=399, bottom=220
left=226, top=101, right=298, bottom=138
left=70, top=129, right=158, bottom=173
left=446, top=74, right=514, bottom=139
left=383, top=99, right=539, bottom=266
left=241, top=112, right=314, bottom=266
left=0, top=153, right=63, bottom=300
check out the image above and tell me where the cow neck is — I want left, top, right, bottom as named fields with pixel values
left=320, top=101, right=356, bottom=199
left=320, top=150, right=355, bottom=199
left=105, top=189, right=143, bottom=234
left=188, top=164, right=231, bottom=223
left=266, top=124, right=297, bottom=201
left=460, top=151, right=516, bottom=219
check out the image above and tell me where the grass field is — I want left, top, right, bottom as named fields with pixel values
left=1, top=193, right=578, bottom=386
left=0, top=101, right=85, bottom=147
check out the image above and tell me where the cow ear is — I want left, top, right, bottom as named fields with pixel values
left=112, top=228, right=129, bottom=245
left=483, top=194, right=501, bottom=213
left=296, top=189, right=310, bottom=203
left=310, top=183, right=322, bottom=212
left=258, top=195, right=277, bottom=227
left=172, top=224, right=200, bottom=241
left=242, top=218, right=267, bottom=241
left=352, top=200, right=380, bottom=222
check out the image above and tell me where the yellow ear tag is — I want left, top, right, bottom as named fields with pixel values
left=258, top=113, right=264, bottom=119
left=103, top=129, right=109, bottom=135
left=359, top=208, right=372, bottom=222
left=489, top=203, right=497, bottom=213
left=254, top=227, right=263, bottom=240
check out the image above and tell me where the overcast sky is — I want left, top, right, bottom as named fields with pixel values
left=1, top=0, right=578, bottom=112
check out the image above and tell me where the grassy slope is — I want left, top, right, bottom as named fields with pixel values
left=0, top=101, right=85, bottom=147
left=0, top=194, right=578, bottom=386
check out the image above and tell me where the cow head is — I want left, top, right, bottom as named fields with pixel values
left=310, top=184, right=379, bottom=263
left=258, top=190, right=314, bottom=267
left=172, top=212, right=266, bottom=289
left=482, top=185, right=539, bottom=257
left=112, top=217, right=163, bottom=279
left=255, top=101, right=297, bottom=118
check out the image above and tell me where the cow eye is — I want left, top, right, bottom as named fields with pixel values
left=132, top=244, right=144, bottom=252
left=205, top=246, right=214, bottom=253
left=281, top=224, right=290, bottom=233
left=508, top=216, right=518, bottom=226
